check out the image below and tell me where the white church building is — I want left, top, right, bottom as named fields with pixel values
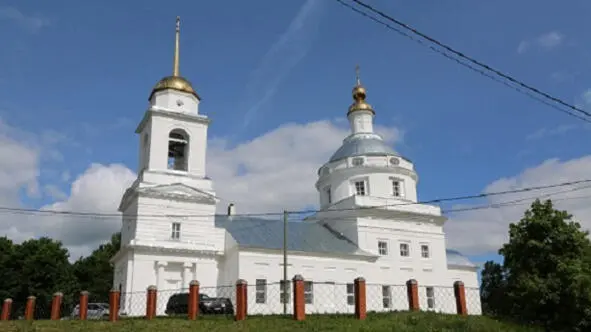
left=111, top=17, right=481, bottom=317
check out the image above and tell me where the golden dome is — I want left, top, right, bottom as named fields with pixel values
left=347, top=66, right=375, bottom=115
left=149, top=16, right=200, bottom=100
left=149, top=76, right=199, bottom=100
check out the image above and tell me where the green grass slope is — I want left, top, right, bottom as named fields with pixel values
left=0, top=312, right=539, bottom=332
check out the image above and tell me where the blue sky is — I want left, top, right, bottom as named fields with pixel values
left=1, top=0, right=591, bottom=263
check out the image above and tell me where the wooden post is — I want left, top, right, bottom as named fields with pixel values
left=146, top=285, right=157, bottom=320
left=109, top=289, right=120, bottom=322
left=454, top=281, right=468, bottom=315
left=235, top=279, right=247, bottom=321
left=1, top=299, right=12, bottom=321
left=406, top=279, right=419, bottom=311
left=24, top=296, right=35, bottom=321
left=354, top=277, right=366, bottom=320
left=79, top=291, right=89, bottom=320
left=50, top=292, right=63, bottom=320
left=188, top=280, right=200, bottom=320
left=292, top=274, right=305, bottom=321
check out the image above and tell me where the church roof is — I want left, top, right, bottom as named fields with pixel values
left=215, top=216, right=374, bottom=257
left=329, top=136, right=398, bottom=163
left=215, top=216, right=477, bottom=268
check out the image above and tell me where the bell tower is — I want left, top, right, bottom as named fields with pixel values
left=136, top=16, right=211, bottom=185
left=118, top=16, right=218, bottom=247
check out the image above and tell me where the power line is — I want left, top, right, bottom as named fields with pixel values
left=443, top=184, right=591, bottom=214
left=335, top=0, right=591, bottom=123
left=0, top=178, right=590, bottom=219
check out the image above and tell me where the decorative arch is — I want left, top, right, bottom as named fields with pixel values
left=168, top=128, right=190, bottom=171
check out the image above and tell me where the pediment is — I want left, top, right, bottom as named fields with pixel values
left=138, top=183, right=218, bottom=204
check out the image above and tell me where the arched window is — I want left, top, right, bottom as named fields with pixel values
left=168, top=129, right=189, bottom=171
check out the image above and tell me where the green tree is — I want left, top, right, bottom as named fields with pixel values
left=12, top=237, right=78, bottom=319
left=0, top=237, right=17, bottom=303
left=73, top=232, right=121, bottom=303
left=499, top=199, right=591, bottom=331
left=480, top=260, right=507, bottom=317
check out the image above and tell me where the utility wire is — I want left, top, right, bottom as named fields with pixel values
left=443, top=183, right=591, bottom=214
left=335, top=0, right=591, bottom=123
left=0, top=178, right=589, bottom=219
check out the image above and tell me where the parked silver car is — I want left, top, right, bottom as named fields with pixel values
left=70, top=302, right=110, bottom=320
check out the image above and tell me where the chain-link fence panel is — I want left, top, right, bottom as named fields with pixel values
left=417, top=285, right=456, bottom=314
left=366, top=283, right=407, bottom=312
left=465, top=286, right=482, bottom=315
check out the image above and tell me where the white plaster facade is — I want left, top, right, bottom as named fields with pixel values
left=111, top=20, right=481, bottom=318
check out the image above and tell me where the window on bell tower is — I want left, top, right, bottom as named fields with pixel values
left=168, top=129, right=189, bottom=171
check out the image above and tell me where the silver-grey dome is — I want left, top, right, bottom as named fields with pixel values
left=329, top=137, right=397, bottom=162
left=446, top=249, right=477, bottom=268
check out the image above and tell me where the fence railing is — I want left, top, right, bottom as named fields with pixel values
left=0, top=277, right=480, bottom=321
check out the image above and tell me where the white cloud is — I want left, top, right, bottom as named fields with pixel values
left=0, top=7, right=51, bottom=33
left=239, top=0, right=326, bottom=133
left=445, top=156, right=591, bottom=255
left=5, top=164, right=136, bottom=260
left=537, top=31, right=563, bottom=48
left=208, top=120, right=402, bottom=214
left=525, top=124, right=578, bottom=141
left=517, top=31, right=564, bottom=54
left=582, top=89, right=591, bottom=106
left=0, top=120, right=39, bottom=207
left=0, top=117, right=402, bottom=258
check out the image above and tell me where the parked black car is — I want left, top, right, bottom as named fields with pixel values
left=165, top=293, right=234, bottom=315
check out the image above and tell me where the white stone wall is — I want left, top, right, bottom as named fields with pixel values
left=317, top=156, right=419, bottom=209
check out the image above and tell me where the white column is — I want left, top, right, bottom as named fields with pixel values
left=156, top=261, right=167, bottom=289
left=182, top=262, right=193, bottom=289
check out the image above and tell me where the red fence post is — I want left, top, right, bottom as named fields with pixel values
left=109, top=289, right=120, bottom=322
left=406, top=279, right=419, bottom=312
left=188, top=280, right=200, bottom=320
left=79, top=291, right=89, bottom=320
left=454, top=281, right=468, bottom=315
left=292, top=275, right=305, bottom=321
left=24, top=296, right=35, bottom=321
left=1, top=299, right=11, bottom=321
left=354, top=277, right=367, bottom=320
left=146, top=285, right=157, bottom=320
left=50, top=292, right=63, bottom=320
left=235, top=279, right=247, bottom=321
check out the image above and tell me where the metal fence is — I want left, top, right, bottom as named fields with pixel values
left=0, top=279, right=481, bottom=321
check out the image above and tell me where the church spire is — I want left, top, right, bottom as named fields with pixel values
left=173, top=16, right=180, bottom=77
left=348, top=65, right=375, bottom=115
left=148, top=16, right=200, bottom=100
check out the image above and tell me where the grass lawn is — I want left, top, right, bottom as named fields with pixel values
left=0, top=312, right=539, bottom=332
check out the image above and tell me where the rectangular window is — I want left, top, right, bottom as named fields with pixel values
left=382, top=286, right=391, bottom=309
left=171, top=222, right=181, bottom=240
left=392, top=180, right=401, bottom=197
left=304, top=281, right=314, bottom=304
left=346, top=283, right=355, bottom=305
left=354, top=181, right=366, bottom=196
left=421, top=244, right=430, bottom=258
left=426, top=287, right=435, bottom=309
left=326, top=187, right=332, bottom=204
left=255, top=279, right=266, bottom=304
left=378, top=241, right=388, bottom=256
left=400, top=243, right=410, bottom=257
left=280, top=280, right=290, bottom=304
